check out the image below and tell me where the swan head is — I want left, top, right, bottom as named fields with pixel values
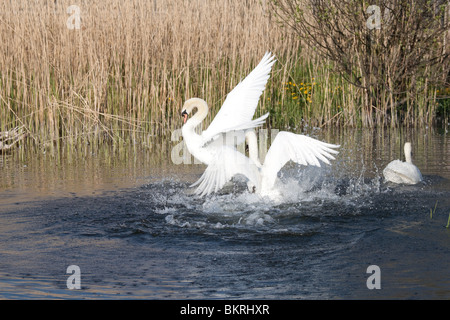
left=181, top=98, right=208, bottom=124
left=181, top=110, right=188, bottom=124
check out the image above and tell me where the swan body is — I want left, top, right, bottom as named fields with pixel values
left=383, top=142, right=422, bottom=185
left=192, top=130, right=340, bottom=198
left=181, top=52, right=276, bottom=165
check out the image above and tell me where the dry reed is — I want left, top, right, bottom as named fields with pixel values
left=0, top=0, right=300, bottom=146
left=0, top=0, right=447, bottom=151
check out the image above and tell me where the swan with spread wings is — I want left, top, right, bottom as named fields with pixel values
left=181, top=52, right=340, bottom=198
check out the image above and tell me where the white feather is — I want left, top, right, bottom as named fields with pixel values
left=181, top=52, right=276, bottom=165
left=200, top=52, right=276, bottom=143
left=192, top=146, right=261, bottom=197
left=260, top=132, right=339, bottom=194
left=181, top=52, right=340, bottom=199
left=193, top=131, right=340, bottom=198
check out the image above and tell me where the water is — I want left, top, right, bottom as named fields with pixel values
left=0, top=127, right=449, bottom=299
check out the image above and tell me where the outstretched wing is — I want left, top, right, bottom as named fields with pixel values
left=191, top=147, right=260, bottom=197
left=201, top=52, right=276, bottom=144
left=261, top=132, right=340, bottom=190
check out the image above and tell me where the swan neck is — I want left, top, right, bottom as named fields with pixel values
left=245, top=131, right=262, bottom=167
left=404, top=143, right=412, bottom=163
left=405, top=152, right=412, bottom=163
left=185, top=98, right=208, bottom=129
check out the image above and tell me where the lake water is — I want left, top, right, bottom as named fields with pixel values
left=0, top=127, right=449, bottom=300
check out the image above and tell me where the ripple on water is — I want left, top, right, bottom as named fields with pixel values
left=1, top=132, right=449, bottom=299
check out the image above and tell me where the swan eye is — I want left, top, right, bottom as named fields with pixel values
left=181, top=110, right=188, bottom=117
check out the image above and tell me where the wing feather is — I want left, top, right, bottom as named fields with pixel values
left=201, top=52, right=276, bottom=144
left=192, top=147, right=261, bottom=197
left=261, top=132, right=339, bottom=190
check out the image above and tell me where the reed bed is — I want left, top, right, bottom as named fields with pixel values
left=0, top=0, right=447, bottom=151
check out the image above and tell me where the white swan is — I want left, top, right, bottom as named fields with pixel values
left=383, top=142, right=422, bottom=185
left=191, top=130, right=340, bottom=198
left=181, top=52, right=276, bottom=165
left=181, top=52, right=339, bottom=198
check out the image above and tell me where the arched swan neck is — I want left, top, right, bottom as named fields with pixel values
left=183, top=98, right=209, bottom=129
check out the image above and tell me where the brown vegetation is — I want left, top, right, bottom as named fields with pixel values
left=0, top=0, right=448, bottom=151
left=272, top=0, right=450, bottom=127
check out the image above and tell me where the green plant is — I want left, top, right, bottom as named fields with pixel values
left=446, top=212, right=450, bottom=229
left=271, top=0, right=450, bottom=127
left=430, top=201, right=438, bottom=219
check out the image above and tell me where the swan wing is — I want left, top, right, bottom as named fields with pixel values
left=202, top=113, right=269, bottom=149
left=204, top=130, right=247, bottom=149
left=261, top=132, right=340, bottom=190
left=191, top=146, right=260, bottom=197
left=201, top=52, right=276, bottom=144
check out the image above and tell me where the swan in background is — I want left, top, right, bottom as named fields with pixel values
left=192, top=130, right=340, bottom=198
left=181, top=52, right=276, bottom=165
left=383, top=142, right=422, bottom=185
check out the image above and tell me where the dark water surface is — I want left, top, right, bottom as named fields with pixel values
left=0, top=127, right=449, bottom=299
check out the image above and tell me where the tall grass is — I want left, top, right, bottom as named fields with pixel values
left=0, top=0, right=299, bottom=148
left=0, top=0, right=447, bottom=151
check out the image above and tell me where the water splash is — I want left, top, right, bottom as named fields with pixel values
left=139, top=162, right=387, bottom=232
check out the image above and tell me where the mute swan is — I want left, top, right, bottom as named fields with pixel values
left=181, top=52, right=276, bottom=165
left=181, top=52, right=339, bottom=198
left=192, top=130, right=340, bottom=198
left=383, top=142, right=422, bottom=185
